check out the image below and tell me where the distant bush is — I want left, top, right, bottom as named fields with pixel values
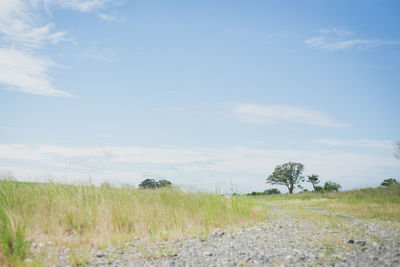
left=323, top=181, right=341, bottom=192
left=264, top=188, right=281, bottom=195
left=247, top=188, right=281, bottom=196
left=138, top=178, right=172, bottom=189
left=314, top=186, right=324, bottom=192
left=380, top=178, right=398, bottom=187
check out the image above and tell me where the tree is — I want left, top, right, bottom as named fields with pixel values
left=138, top=178, right=172, bottom=189
left=380, top=178, right=398, bottom=187
left=138, top=178, right=158, bottom=189
left=307, top=174, right=320, bottom=190
left=266, top=162, right=304, bottom=194
left=323, top=181, right=341, bottom=192
left=158, top=179, right=172, bottom=187
left=314, top=186, right=324, bottom=192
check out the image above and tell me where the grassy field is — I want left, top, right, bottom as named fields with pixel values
left=0, top=178, right=267, bottom=266
left=259, top=184, right=400, bottom=221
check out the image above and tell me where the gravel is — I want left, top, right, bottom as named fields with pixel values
left=47, top=204, right=400, bottom=266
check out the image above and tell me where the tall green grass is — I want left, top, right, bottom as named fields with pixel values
left=0, top=178, right=266, bottom=265
left=0, top=184, right=31, bottom=266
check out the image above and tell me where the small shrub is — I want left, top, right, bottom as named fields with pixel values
left=0, top=205, right=31, bottom=263
left=380, top=178, right=398, bottom=187
left=323, top=182, right=341, bottom=192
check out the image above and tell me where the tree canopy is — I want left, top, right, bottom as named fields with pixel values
left=138, top=178, right=172, bottom=189
left=307, top=174, right=320, bottom=190
left=380, top=178, right=398, bottom=187
left=266, top=162, right=304, bottom=194
left=323, top=181, right=341, bottom=192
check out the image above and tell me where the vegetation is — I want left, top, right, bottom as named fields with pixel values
left=322, top=181, right=342, bottom=192
left=138, top=178, right=172, bottom=189
left=380, top=178, right=398, bottom=187
left=0, top=178, right=267, bottom=265
left=306, top=174, right=320, bottom=190
left=259, top=182, right=400, bottom=221
left=266, top=162, right=304, bottom=194
left=247, top=188, right=281, bottom=196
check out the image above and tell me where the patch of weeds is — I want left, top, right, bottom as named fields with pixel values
left=0, top=204, right=31, bottom=265
left=68, top=247, right=90, bottom=266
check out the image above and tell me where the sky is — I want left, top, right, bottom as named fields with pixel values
left=1, top=0, right=399, bottom=193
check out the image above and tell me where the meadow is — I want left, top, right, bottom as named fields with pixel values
left=259, top=183, right=400, bottom=221
left=0, top=178, right=266, bottom=266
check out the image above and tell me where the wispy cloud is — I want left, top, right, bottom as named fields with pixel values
left=0, top=143, right=398, bottom=191
left=98, top=13, right=124, bottom=22
left=0, top=0, right=123, bottom=97
left=0, top=1, right=71, bottom=97
left=305, top=27, right=400, bottom=51
left=0, top=48, right=74, bottom=97
left=47, top=0, right=119, bottom=13
left=234, top=103, right=349, bottom=128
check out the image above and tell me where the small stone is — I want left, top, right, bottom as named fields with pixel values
left=348, top=239, right=355, bottom=244
left=355, top=240, right=366, bottom=246
left=96, top=252, right=106, bottom=257
left=203, top=252, right=213, bottom=256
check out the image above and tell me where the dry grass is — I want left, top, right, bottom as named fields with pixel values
left=0, top=178, right=267, bottom=265
left=260, top=184, right=400, bottom=221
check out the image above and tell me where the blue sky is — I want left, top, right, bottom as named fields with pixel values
left=1, top=0, right=399, bottom=193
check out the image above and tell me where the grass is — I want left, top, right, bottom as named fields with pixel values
left=0, top=178, right=267, bottom=266
left=260, top=184, right=400, bottom=221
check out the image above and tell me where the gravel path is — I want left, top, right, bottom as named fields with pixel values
left=51, top=203, right=400, bottom=266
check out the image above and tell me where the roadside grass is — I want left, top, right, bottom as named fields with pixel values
left=260, top=184, right=400, bottom=221
left=0, top=178, right=267, bottom=265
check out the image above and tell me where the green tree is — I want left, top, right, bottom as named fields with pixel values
left=138, top=178, right=172, bottom=189
left=323, top=181, right=341, bottom=192
left=138, top=178, right=158, bottom=189
left=307, top=174, right=320, bottom=190
left=380, top=178, right=398, bottom=187
left=266, top=162, right=304, bottom=194
left=314, top=186, right=324, bottom=192
left=157, top=179, right=172, bottom=187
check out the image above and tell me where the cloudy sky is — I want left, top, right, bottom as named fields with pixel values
left=1, top=0, right=399, bottom=193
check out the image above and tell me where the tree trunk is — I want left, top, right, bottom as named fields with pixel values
left=288, top=184, right=294, bottom=194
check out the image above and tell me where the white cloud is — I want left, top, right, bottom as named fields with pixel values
left=97, top=13, right=123, bottom=22
left=234, top=103, right=349, bottom=128
left=305, top=28, right=400, bottom=51
left=48, top=0, right=115, bottom=13
left=318, top=28, right=353, bottom=36
left=0, top=143, right=399, bottom=192
left=0, top=0, right=67, bottom=49
left=0, top=0, right=75, bottom=97
left=0, top=48, right=74, bottom=97
left=0, top=0, right=123, bottom=97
